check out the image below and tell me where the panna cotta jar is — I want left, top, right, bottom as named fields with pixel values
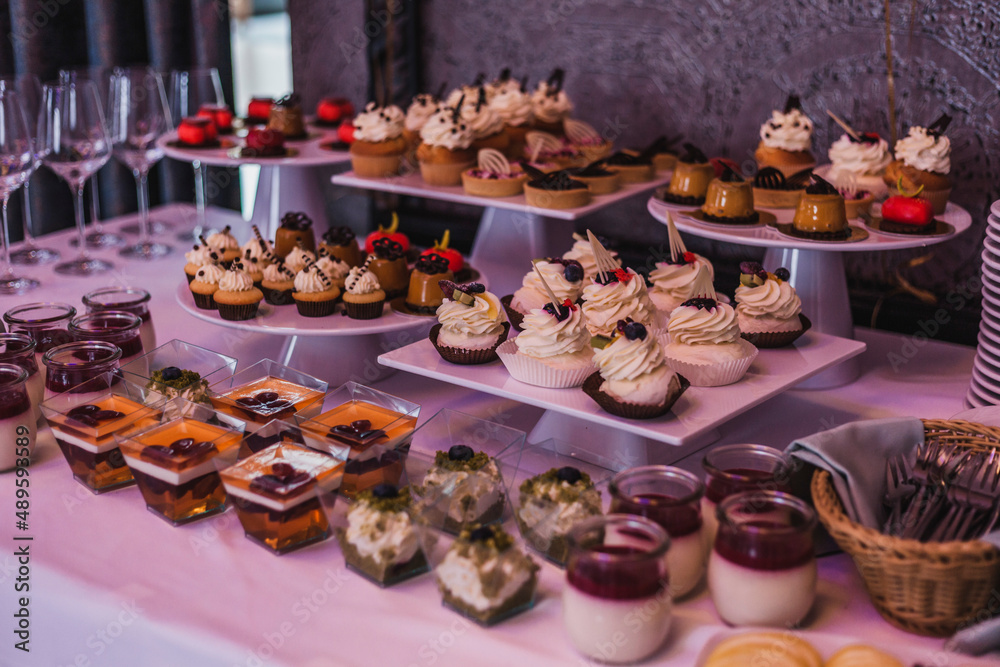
left=69, top=311, right=144, bottom=368
left=708, top=491, right=817, bottom=627
left=0, top=334, right=42, bottom=420
left=83, top=287, right=156, bottom=355
left=609, top=465, right=706, bottom=599
left=563, top=514, right=671, bottom=664
left=701, top=444, right=790, bottom=547
left=0, top=364, right=35, bottom=470
left=3, top=302, right=77, bottom=384
left=42, top=341, right=122, bottom=401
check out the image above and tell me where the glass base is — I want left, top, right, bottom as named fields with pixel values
left=0, top=275, right=40, bottom=294
left=121, top=220, right=171, bottom=236
left=119, top=242, right=173, bottom=260
left=9, top=246, right=60, bottom=265
left=69, top=231, right=127, bottom=249
left=54, top=257, right=114, bottom=276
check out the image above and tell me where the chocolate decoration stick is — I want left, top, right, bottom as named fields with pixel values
left=665, top=210, right=687, bottom=263
left=531, top=260, right=561, bottom=310
left=826, top=109, right=861, bottom=142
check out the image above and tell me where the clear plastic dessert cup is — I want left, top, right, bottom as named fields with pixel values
left=208, top=359, right=327, bottom=432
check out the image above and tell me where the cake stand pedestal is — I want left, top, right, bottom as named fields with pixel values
left=647, top=197, right=973, bottom=388
left=332, top=170, right=672, bottom=296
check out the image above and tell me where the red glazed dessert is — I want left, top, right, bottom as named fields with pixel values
left=177, top=117, right=218, bottom=147
left=197, top=104, right=234, bottom=134
left=247, top=97, right=274, bottom=125
left=880, top=179, right=935, bottom=234
left=243, top=127, right=286, bottom=157
left=364, top=212, right=409, bottom=253
left=337, top=120, right=355, bottom=145
left=316, top=97, right=355, bottom=125
left=419, top=229, right=464, bottom=272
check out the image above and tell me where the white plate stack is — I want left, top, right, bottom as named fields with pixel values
left=966, top=199, right=1000, bottom=407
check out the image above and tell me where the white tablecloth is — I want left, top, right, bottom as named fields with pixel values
left=0, top=205, right=991, bottom=666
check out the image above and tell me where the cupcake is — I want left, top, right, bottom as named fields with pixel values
left=367, top=238, right=410, bottom=300
left=205, top=226, right=241, bottom=266
left=883, top=114, right=952, bottom=214
left=403, top=92, right=440, bottom=161
left=498, top=300, right=595, bottom=388
left=505, top=258, right=584, bottom=328
left=241, top=225, right=274, bottom=271
left=320, top=226, right=364, bottom=268
left=649, top=252, right=715, bottom=318
left=417, top=102, right=476, bottom=186
left=734, top=262, right=806, bottom=347
left=827, top=131, right=891, bottom=200
left=580, top=267, right=656, bottom=337
left=183, top=240, right=220, bottom=284
left=457, top=87, right=509, bottom=153
left=431, top=282, right=509, bottom=364
left=188, top=262, right=225, bottom=310
left=662, top=275, right=757, bottom=386
left=562, top=232, right=620, bottom=282
left=582, top=319, right=687, bottom=419
left=292, top=262, right=340, bottom=317
left=461, top=149, right=528, bottom=198
left=530, top=69, right=572, bottom=135
left=754, top=94, right=816, bottom=177
left=213, top=259, right=264, bottom=321
left=488, top=76, right=533, bottom=158
left=284, top=244, right=317, bottom=275
left=314, top=248, right=350, bottom=291
left=405, top=253, right=453, bottom=314
left=274, top=211, right=316, bottom=259
left=342, top=260, right=386, bottom=320
left=260, top=259, right=296, bottom=306
left=350, top=102, right=407, bottom=178
left=240, top=248, right=265, bottom=286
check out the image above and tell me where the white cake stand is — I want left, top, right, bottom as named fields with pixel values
left=332, top=169, right=672, bottom=296
left=647, top=197, right=973, bottom=386
left=159, top=132, right=351, bottom=239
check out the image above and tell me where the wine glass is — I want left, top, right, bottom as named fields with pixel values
left=41, top=81, right=114, bottom=275
left=4, top=75, right=59, bottom=265
left=57, top=67, right=125, bottom=249
left=109, top=67, right=173, bottom=259
left=0, top=86, right=39, bottom=293
left=169, top=68, right=225, bottom=240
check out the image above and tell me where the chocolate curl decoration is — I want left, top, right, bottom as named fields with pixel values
left=476, top=86, right=486, bottom=112
left=586, top=229, right=618, bottom=285
left=452, top=95, right=465, bottom=124
left=926, top=112, right=952, bottom=137
left=665, top=210, right=687, bottom=264
left=497, top=67, right=511, bottom=83
left=826, top=109, right=861, bottom=142
left=531, top=259, right=562, bottom=312
left=783, top=93, right=802, bottom=113
left=547, top=68, right=565, bottom=94
left=473, top=72, right=486, bottom=87
left=519, top=75, right=529, bottom=93
left=689, top=265, right=717, bottom=302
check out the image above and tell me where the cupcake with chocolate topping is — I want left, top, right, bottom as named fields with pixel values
left=184, top=240, right=220, bottom=283
left=292, top=261, right=341, bottom=317
left=241, top=225, right=274, bottom=272
left=457, top=87, right=509, bottom=153
left=417, top=100, right=476, bottom=186
left=531, top=69, right=572, bottom=135
left=343, top=259, right=386, bottom=320
left=498, top=299, right=595, bottom=388
left=883, top=113, right=953, bottom=214
left=523, top=169, right=590, bottom=210
left=314, top=248, right=350, bottom=291
left=213, top=259, right=264, bottom=321
left=734, top=262, right=807, bottom=347
left=320, top=226, right=363, bottom=268
left=661, top=143, right=714, bottom=205
left=431, top=282, right=509, bottom=364
left=350, top=102, right=407, bottom=178
left=206, top=226, right=241, bottom=266
left=284, top=243, right=317, bottom=275
left=580, top=267, right=656, bottom=337
left=755, top=94, right=816, bottom=177
left=403, top=93, right=440, bottom=151
left=260, top=259, right=296, bottom=306
left=405, top=253, right=454, bottom=314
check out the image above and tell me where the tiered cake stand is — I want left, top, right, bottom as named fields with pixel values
left=331, top=169, right=672, bottom=296
left=647, top=196, right=973, bottom=387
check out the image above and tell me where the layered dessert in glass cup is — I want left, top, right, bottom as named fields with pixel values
left=82, top=287, right=157, bottom=355
left=69, top=310, right=146, bottom=368
left=208, top=359, right=326, bottom=432
left=41, top=340, right=122, bottom=403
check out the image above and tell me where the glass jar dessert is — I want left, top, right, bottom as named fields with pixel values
left=701, top=443, right=790, bottom=546
left=708, top=491, right=817, bottom=627
left=83, top=287, right=156, bottom=355
left=69, top=311, right=144, bottom=368
left=4, top=302, right=77, bottom=383
left=42, top=340, right=123, bottom=402
left=0, top=333, right=42, bottom=420
left=564, top=514, right=672, bottom=663
left=609, top=466, right=707, bottom=599
left=0, top=364, right=35, bottom=471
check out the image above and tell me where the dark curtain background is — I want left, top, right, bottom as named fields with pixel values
left=0, top=0, right=238, bottom=239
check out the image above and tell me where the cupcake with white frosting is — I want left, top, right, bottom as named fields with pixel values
left=431, top=281, right=509, bottom=364
left=284, top=245, right=316, bottom=274
left=188, top=262, right=225, bottom=310
left=505, top=258, right=584, bottom=328
left=403, top=93, right=441, bottom=150
left=260, top=259, right=295, bottom=306
left=754, top=94, right=815, bottom=177
left=531, top=69, right=572, bottom=135
left=648, top=252, right=715, bottom=320
left=734, top=262, right=807, bottom=347
left=417, top=102, right=476, bottom=186
left=498, top=300, right=595, bottom=388
left=562, top=232, right=621, bottom=282
left=212, top=259, right=263, bottom=321
left=489, top=76, right=532, bottom=157
left=350, top=102, right=407, bottom=178
left=292, top=262, right=340, bottom=317
left=342, top=260, right=386, bottom=320
left=206, top=226, right=241, bottom=266
left=580, top=267, right=656, bottom=337
left=314, top=248, right=350, bottom=291
left=456, top=87, right=509, bottom=153
left=826, top=131, right=891, bottom=199
left=183, top=240, right=220, bottom=283
left=241, top=225, right=274, bottom=271
left=582, top=319, right=687, bottom=419
left=883, top=114, right=953, bottom=214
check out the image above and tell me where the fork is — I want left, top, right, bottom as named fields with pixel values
left=882, top=454, right=916, bottom=534
left=929, top=450, right=986, bottom=542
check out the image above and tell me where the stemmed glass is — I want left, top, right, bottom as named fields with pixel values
left=0, top=86, right=39, bottom=293
left=4, top=75, right=59, bottom=265
left=169, top=68, right=225, bottom=240
left=109, top=67, right=173, bottom=259
left=57, top=68, right=124, bottom=249
left=41, top=81, right=114, bottom=275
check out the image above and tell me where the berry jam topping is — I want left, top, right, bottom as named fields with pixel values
left=543, top=299, right=577, bottom=321
left=528, top=171, right=587, bottom=191
left=279, top=211, right=313, bottom=231
left=141, top=438, right=217, bottom=464
left=249, top=464, right=313, bottom=497
left=601, top=151, right=650, bottom=166
left=275, top=92, right=301, bottom=108
left=774, top=267, right=790, bottom=281
left=679, top=142, right=708, bottom=164
left=926, top=112, right=952, bottom=138
left=448, top=444, right=475, bottom=461
left=594, top=267, right=633, bottom=286
left=568, top=544, right=666, bottom=600
left=615, top=320, right=647, bottom=341
left=160, top=366, right=182, bottom=382
left=567, top=163, right=614, bottom=178
left=371, top=237, right=406, bottom=260
left=783, top=93, right=802, bottom=113
left=468, top=525, right=496, bottom=543
left=680, top=297, right=717, bottom=310
left=328, top=419, right=386, bottom=446
left=555, top=466, right=583, bottom=484
left=415, top=252, right=449, bottom=275
left=322, top=226, right=356, bottom=246
left=714, top=517, right=814, bottom=571
left=610, top=493, right=703, bottom=538
left=371, top=483, right=399, bottom=499
left=805, top=174, right=839, bottom=195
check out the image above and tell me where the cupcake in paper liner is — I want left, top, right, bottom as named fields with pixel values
left=734, top=261, right=808, bottom=348
left=497, top=300, right=595, bottom=388
left=505, top=258, right=585, bottom=333
left=500, top=295, right=525, bottom=331
left=431, top=281, right=509, bottom=364
left=213, top=260, right=264, bottom=322
left=292, top=263, right=341, bottom=318
left=582, top=319, right=688, bottom=419
left=663, top=296, right=757, bottom=387
left=343, top=261, right=386, bottom=320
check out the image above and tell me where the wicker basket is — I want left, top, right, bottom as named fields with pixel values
left=811, top=418, right=1000, bottom=637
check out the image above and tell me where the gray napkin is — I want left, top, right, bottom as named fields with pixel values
left=785, top=416, right=924, bottom=529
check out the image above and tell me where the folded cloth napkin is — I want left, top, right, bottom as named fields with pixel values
left=785, top=416, right=924, bottom=529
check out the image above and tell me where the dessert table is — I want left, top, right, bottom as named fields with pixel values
left=2, top=204, right=994, bottom=666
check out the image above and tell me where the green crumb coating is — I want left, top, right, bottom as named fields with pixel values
left=355, top=486, right=413, bottom=514
left=149, top=368, right=203, bottom=390
left=455, top=525, right=515, bottom=556
left=520, top=468, right=595, bottom=503
left=433, top=449, right=491, bottom=472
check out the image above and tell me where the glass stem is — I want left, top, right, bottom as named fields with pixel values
left=135, top=168, right=151, bottom=244
left=73, top=184, right=91, bottom=260
left=90, top=170, right=103, bottom=233
left=194, top=160, right=206, bottom=229
left=21, top=179, right=36, bottom=249
left=0, top=193, right=13, bottom=278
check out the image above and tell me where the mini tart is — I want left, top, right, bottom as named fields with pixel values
left=429, top=322, right=510, bottom=365
left=652, top=152, right=677, bottom=172
left=213, top=286, right=263, bottom=321
left=601, top=158, right=654, bottom=183
left=460, top=168, right=528, bottom=198
left=754, top=143, right=816, bottom=177
left=350, top=137, right=407, bottom=178
left=564, top=166, right=621, bottom=195
left=792, top=192, right=849, bottom=239
left=662, top=161, right=714, bottom=204
left=523, top=173, right=590, bottom=209
left=417, top=144, right=477, bottom=186
left=574, top=139, right=614, bottom=163
left=701, top=179, right=758, bottom=223
left=842, top=191, right=875, bottom=218
left=883, top=159, right=952, bottom=214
